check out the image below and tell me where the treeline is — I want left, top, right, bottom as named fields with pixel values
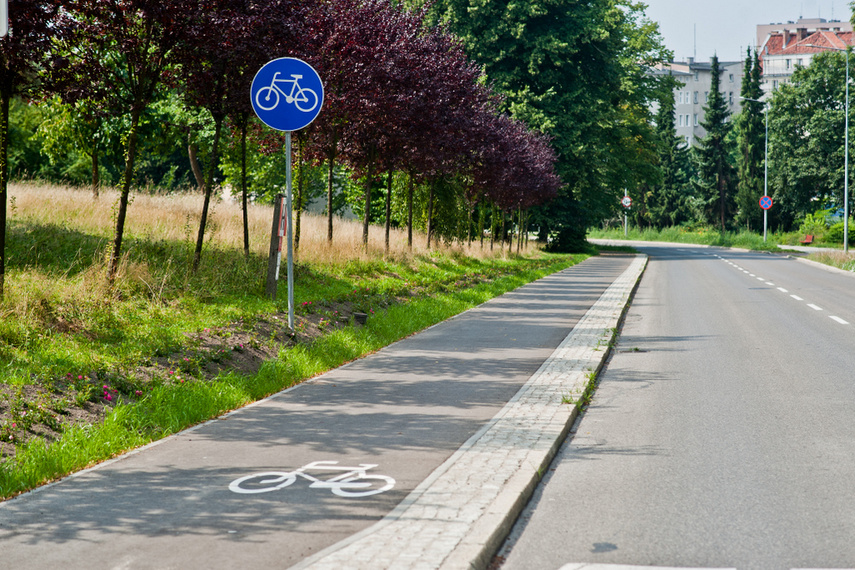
left=634, top=39, right=855, bottom=239
left=0, top=0, right=676, bottom=296
left=0, top=0, right=568, bottom=296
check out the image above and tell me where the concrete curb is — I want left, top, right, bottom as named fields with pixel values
left=293, top=254, right=648, bottom=570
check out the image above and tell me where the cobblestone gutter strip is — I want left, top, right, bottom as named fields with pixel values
left=294, top=254, right=649, bottom=570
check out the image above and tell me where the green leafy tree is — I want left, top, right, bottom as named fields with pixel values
left=52, top=0, right=197, bottom=282
left=0, top=0, right=63, bottom=298
left=768, top=51, right=851, bottom=229
left=735, top=48, right=765, bottom=230
left=429, top=0, right=671, bottom=250
left=646, top=85, right=693, bottom=228
left=693, top=55, right=736, bottom=231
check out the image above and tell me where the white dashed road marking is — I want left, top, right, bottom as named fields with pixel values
left=718, top=256, right=848, bottom=326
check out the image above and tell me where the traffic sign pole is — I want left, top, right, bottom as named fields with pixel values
left=285, top=132, right=295, bottom=330
left=251, top=58, right=323, bottom=331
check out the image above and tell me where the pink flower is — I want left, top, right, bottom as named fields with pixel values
left=105, top=394, right=112, bottom=401
left=78, top=375, right=84, bottom=380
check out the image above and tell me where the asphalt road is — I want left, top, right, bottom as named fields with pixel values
left=498, top=243, right=855, bottom=570
left=0, top=254, right=634, bottom=570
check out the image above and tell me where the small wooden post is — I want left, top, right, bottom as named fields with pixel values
left=265, top=193, right=285, bottom=300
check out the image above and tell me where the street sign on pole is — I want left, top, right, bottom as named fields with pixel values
left=621, top=196, right=632, bottom=208
left=251, top=58, right=324, bottom=132
left=253, top=58, right=324, bottom=331
left=759, top=195, right=773, bottom=210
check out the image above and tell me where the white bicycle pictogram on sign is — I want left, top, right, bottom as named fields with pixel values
left=228, top=460, right=395, bottom=498
left=254, top=72, right=320, bottom=113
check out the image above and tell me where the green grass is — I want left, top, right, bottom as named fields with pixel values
left=0, top=242, right=586, bottom=498
left=588, top=226, right=786, bottom=251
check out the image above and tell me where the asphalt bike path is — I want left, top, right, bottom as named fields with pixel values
left=0, top=253, right=646, bottom=570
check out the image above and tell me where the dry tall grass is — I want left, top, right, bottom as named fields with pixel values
left=7, top=181, right=530, bottom=266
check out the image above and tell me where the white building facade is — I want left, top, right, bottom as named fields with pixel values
left=758, top=18, right=854, bottom=96
left=657, top=59, right=745, bottom=147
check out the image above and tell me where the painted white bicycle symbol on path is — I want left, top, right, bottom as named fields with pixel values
left=229, top=460, right=395, bottom=498
left=254, top=72, right=319, bottom=113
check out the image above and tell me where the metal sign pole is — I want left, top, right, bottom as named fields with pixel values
left=251, top=57, right=323, bottom=332
left=624, top=190, right=628, bottom=237
left=285, top=132, right=295, bottom=330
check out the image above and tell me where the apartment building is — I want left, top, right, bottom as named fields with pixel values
left=757, top=17, right=854, bottom=95
left=655, top=58, right=744, bottom=146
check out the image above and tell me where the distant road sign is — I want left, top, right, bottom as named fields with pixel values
left=759, top=195, right=773, bottom=210
left=621, top=196, right=632, bottom=208
left=251, top=58, right=324, bottom=132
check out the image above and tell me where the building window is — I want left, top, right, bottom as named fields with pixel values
left=773, top=80, right=779, bottom=89
left=693, top=91, right=698, bottom=104
left=694, top=114, right=699, bottom=126
left=679, top=114, right=684, bottom=126
left=729, top=73, right=734, bottom=82
left=729, top=92, right=733, bottom=104
left=786, top=59, right=791, bottom=69
left=705, top=91, right=709, bottom=102
left=694, top=72, right=699, bottom=82
left=798, top=58, right=803, bottom=66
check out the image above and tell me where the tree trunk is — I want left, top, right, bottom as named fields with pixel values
left=479, top=205, right=485, bottom=249
left=295, top=132, right=303, bottom=252
left=188, top=141, right=205, bottom=192
left=384, top=170, right=392, bottom=253
left=240, top=117, right=249, bottom=257
left=109, top=105, right=143, bottom=283
left=0, top=93, right=8, bottom=299
left=327, top=130, right=338, bottom=242
left=362, top=154, right=375, bottom=248
left=91, top=150, right=100, bottom=199
left=426, top=180, right=435, bottom=249
left=466, top=202, right=473, bottom=246
left=193, top=114, right=224, bottom=272
left=489, top=204, right=495, bottom=251
left=407, top=172, right=414, bottom=250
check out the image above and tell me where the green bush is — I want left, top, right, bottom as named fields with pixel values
left=824, top=221, right=854, bottom=244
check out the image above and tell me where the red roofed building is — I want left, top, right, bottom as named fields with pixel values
left=758, top=18, right=854, bottom=96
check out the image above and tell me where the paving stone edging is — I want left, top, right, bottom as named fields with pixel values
left=293, top=254, right=649, bottom=570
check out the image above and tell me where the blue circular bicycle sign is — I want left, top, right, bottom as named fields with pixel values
left=251, top=58, right=324, bottom=132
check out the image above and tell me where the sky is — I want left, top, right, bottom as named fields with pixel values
left=642, top=0, right=852, bottom=62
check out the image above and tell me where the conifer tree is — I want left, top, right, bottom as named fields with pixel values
left=735, top=48, right=765, bottom=230
left=694, top=55, right=736, bottom=231
left=648, top=85, right=692, bottom=227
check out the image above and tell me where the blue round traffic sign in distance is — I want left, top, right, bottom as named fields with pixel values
left=251, top=58, right=324, bottom=132
left=759, top=195, right=773, bottom=210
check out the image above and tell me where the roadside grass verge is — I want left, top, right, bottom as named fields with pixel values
left=587, top=226, right=780, bottom=251
left=0, top=253, right=584, bottom=499
left=0, top=181, right=589, bottom=498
